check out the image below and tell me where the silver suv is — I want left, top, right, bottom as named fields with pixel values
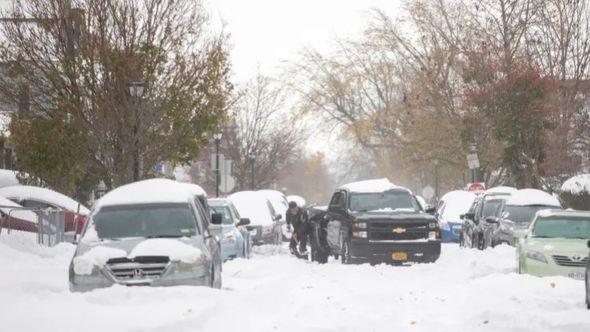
left=69, top=179, right=222, bottom=292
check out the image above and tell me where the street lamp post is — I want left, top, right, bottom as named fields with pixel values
left=248, top=150, right=256, bottom=190
left=213, top=132, right=223, bottom=197
left=127, top=78, right=145, bottom=182
left=434, top=159, right=439, bottom=202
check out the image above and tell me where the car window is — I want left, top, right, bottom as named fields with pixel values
left=210, top=205, right=235, bottom=225
left=20, top=199, right=58, bottom=210
left=329, top=192, right=345, bottom=208
left=93, top=203, right=198, bottom=239
left=533, top=216, right=590, bottom=238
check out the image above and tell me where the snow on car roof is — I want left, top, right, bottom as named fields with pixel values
left=177, top=182, right=207, bottom=197
left=485, top=186, right=517, bottom=195
left=228, top=191, right=275, bottom=226
left=0, top=195, right=37, bottom=224
left=439, top=190, right=477, bottom=222
left=0, top=170, right=20, bottom=188
left=338, top=178, right=410, bottom=194
left=536, top=209, right=589, bottom=218
left=95, top=179, right=192, bottom=209
left=258, top=189, right=289, bottom=217
left=504, top=189, right=561, bottom=207
left=0, top=185, right=90, bottom=215
left=561, top=174, right=590, bottom=195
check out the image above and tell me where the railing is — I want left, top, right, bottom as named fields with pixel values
left=0, top=206, right=71, bottom=246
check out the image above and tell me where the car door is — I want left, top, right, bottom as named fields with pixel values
left=194, top=201, right=221, bottom=268
left=326, top=191, right=348, bottom=252
left=463, top=199, right=478, bottom=247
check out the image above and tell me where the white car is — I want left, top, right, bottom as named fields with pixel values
left=258, top=189, right=291, bottom=240
left=229, top=191, right=283, bottom=245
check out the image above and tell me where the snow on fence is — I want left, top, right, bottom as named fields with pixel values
left=0, top=206, right=70, bottom=246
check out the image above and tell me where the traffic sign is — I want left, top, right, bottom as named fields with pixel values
left=467, top=182, right=486, bottom=195
left=467, top=153, right=480, bottom=169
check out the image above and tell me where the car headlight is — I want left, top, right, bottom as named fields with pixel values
left=352, top=221, right=367, bottom=229
left=428, top=222, right=438, bottom=229
left=352, top=231, right=367, bottom=238
left=499, top=224, right=514, bottom=233
left=222, top=234, right=236, bottom=245
left=439, top=221, right=450, bottom=231
left=525, top=250, right=547, bottom=263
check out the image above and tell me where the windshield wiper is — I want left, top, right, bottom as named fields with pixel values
left=144, top=235, right=183, bottom=238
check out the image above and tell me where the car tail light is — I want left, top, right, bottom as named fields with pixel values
left=65, top=212, right=87, bottom=234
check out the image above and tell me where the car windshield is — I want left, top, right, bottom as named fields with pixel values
left=349, top=191, right=419, bottom=212
left=532, top=216, right=590, bottom=238
left=482, top=199, right=505, bottom=218
left=503, top=205, right=555, bottom=226
left=209, top=205, right=235, bottom=225
left=92, top=203, right=198, bottom=239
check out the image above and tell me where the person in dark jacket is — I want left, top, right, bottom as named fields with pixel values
left=286, top=201, right=309, bottom=256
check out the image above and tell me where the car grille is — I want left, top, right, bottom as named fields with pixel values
left=369, top=220, right=429, bottom=241
left=552, top=255, right=588, bottom=267
left=106, top=256, right=170, bottom=281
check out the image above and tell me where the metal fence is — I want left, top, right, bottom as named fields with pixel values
left=0, top=206, right=70, bottom=246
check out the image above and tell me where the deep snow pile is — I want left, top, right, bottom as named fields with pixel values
left=1, top=236, right=590, bottom=332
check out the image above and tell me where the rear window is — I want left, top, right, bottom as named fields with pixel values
left=92, top=203, right=198, bottom=239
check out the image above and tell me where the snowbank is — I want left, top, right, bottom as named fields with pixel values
left=228, top=191, right=275, bottom=226
left=0, top=185, right=90, bottom=215
left=439, top=190, right=477, bottom=222
left=2, top=239, right=590, bottom=332
left=505, top=189, right=561, bottom=207
left=95, top=179, right=191, bottom=209
left=73, top=246, right=127, bottom=275
left=128, top=239, right=202, bottom=264
left=339, top=178, right=410, bottom=193
left=561, top=174, right=590, bottom=195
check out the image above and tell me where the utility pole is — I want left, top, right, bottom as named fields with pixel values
left=213, top=132, right=223, bottom=197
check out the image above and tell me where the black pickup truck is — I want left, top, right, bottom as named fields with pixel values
left=311, top=179, right=441, bottom=264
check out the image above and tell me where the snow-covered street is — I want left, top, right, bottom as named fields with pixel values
left=1, top=234, right=589, bottom=332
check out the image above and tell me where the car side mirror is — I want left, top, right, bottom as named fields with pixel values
left=425, top=206, right=436, bottom=214
left=329, top=205, right=345, bottom=214
left=485, top=217, right=499, bottom=224
left=275, top=214, right=282, bottom=221
left=237, top=218, right=250, bottom=226
left=587, top=240, right=590, bottom=249
left=211, top=213, right=223, bottom=225
left=464, top=212, right=475, bottom=220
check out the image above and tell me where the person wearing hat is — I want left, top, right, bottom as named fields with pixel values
left=286, top=201, right=309, bottom=257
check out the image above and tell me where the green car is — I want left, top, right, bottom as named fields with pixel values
left=517, top=210, right=590, bottom=280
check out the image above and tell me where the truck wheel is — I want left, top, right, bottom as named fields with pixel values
left=341, top=239, right=351, bottom=264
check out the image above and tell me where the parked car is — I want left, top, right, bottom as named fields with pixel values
left=258, top=189, right=291, bottom=241
left=323, top=178, right=441, bottom=264
left=518, top=210, right=590, bottom=282
left=208, top=198, right=252, bottom=261
left=435, top=190, right=476, bottom=242
left=460, top=187, right=515, bottom=249
left=486, top=189, right=562, bottom=248
left=0, top=195, right=38, bottom=233
left=228, top=191, right=283, bottom=245
left=69, top=179, right=222, bottom=292
left=0, top=185, right=90, bottom=234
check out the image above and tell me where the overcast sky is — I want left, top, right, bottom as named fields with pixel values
left=207, top=0, right=403, bottom=82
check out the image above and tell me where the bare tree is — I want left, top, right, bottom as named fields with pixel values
left=225, top=73, right=303, bottom=191
left=0, top=0, right=231, bottom=196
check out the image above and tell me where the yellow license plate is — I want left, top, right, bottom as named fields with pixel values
left=391, top=252, right=408, bottom=261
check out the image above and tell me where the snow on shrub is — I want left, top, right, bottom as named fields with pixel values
left=560, top=174, right=590, bottom=210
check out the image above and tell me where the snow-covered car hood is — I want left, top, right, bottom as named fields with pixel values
left=73, top=237, right=206, bottom=275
